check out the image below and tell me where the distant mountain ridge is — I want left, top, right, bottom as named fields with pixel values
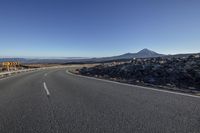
left=94, top=48, right=164, bottom=61
left=0, top=58, right=28, bottom=63
left=116, top=48, right=164, bottom=59
left=0, top=49, right=199, bottom=64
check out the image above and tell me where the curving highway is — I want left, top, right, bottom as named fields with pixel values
left=0, top=68, right=200, bottom=133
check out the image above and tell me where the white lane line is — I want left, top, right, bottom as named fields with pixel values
left=44, top=73, right=48, bottom=77
left=43, top=82, right=50, bottom=96
left=66, top=70, right=200, bottom=99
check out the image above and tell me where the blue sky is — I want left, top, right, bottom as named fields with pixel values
left=0, top=0, right=200, bottom=57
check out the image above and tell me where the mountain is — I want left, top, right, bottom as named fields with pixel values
left=97, top=48, right=164, bottom=61
left=120, top=48, right=164, bottom=59
left=0, top=49, right=165, bottom=64
left=136, top=48, right=163, bottom=58
left=3, top=49, right=199, bottom=64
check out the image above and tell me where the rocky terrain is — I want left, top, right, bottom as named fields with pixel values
left=79, top=54, right=200, bottom=94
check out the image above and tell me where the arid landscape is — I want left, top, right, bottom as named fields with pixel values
left=1, top=0, right=200, bottom=133
left=77, top=54, right=200, bottom=95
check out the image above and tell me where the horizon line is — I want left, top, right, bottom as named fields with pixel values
left=0, top=50, right=199, bottom=59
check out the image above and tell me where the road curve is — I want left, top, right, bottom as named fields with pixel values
left=0, top=68, right=200, bottom=133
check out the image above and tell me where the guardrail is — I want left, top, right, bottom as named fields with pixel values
left=0, top=66, right=68, bottom=78
left=0, top=69, right=37, bottom=77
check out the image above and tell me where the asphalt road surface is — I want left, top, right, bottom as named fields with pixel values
left=0, top=68, right=200, bottom=133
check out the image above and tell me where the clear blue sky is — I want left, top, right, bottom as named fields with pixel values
left=0, top=0, right=200, bottom=57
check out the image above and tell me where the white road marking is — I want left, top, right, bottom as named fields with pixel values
left=44, top=73, right=48, bottom=76
left=43, top=82, right=50, bottom=96
left=66, top=70, right=200, bottom=99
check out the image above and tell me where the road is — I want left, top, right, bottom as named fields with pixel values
left=0, top=68, right=200, bottom=133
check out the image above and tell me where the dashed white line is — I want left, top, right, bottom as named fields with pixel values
left=43, top=82, right=50, bottom=96
left=44, top=73, right=48, bottom=77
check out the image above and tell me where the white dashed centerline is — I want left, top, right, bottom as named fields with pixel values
left=43, top=82, right=50, bottom=96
